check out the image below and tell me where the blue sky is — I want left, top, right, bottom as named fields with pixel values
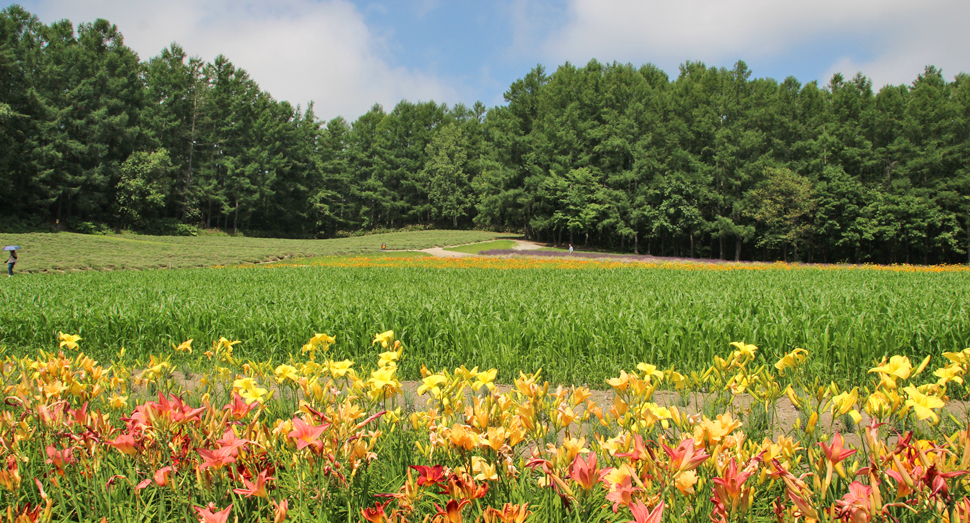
left=13, top=0, right=970, bottom=121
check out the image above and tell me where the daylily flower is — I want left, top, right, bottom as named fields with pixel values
left=472, top=368, right=498, bottom=391
left=410, top=464, right=445, bottom=487
left=372, top=330, right=394, bottom=349
left=138, top=466, right=174, bottom=490
left=215, top=429, right=249, bottom=457
left=819, top=433, right=858, bottom=480
left=570, top=453, right=602, bottom=490
left=194, top=503, right=232, bottom=523
left=368, top=366, right=402, bottom=399
left=903, top=385, right=945, bottom=424
left=711, top=457, right=758, bottom=520
left=233, top=376, right=270, bottom=404
left=105, top=434, right=138, bottom=456
left=361, top=500, right=390, bottom=522
left=472, top=456, right=498, bottom=481
left=307, top=332, right=335, bottom=351
left=108, top=394, right=128, bottom=410
left=662, top=437, right=710, bottom=473
left=172, top=339, right=193, bottom=354
left=57, top=332, right=81, bottom=351
left=287, top=417, right=329, bottom=452
left=934, top=363, right=964, bottom=386
left=628, top=500, right=664, bottom=523
left=775, top=348, right=808, bottom=375
left=440, top=474, right=488, bottom=500
left=45, top=446, right=76, bottom=476
left=482, top=503, right=531, bottom=523
left=834, top=481, right=872, bottom=523
left=328, top=359, right=354, bottom=378
left=197, top=447, right=236, bottom=471
left=674, top=469, right=698, bottom=496
left=417, top=374, right=447, bottom=396
left=272, top=499, right=288, bottom=523
left=274, top=364, right=299, bottom=384
left=233, top=469, right=273, bottom=498
left=869, top=355, right=912, bottom=382
left=223, top=392, right=257, bottom=420
left=636, top=362, right=664, bottom=381
left=605, top=474, right=637, bottom=512
left=433, top=499, right=471, bottom=523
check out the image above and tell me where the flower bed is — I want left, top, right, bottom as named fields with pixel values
left=1, top=332, right=968, bottom=522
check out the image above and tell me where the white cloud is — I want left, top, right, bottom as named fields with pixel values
left=820, top=2, right=970, bottom=88
left=544, top=0, right=970, bottom=87
left=26, top=0, right=460, bottom=120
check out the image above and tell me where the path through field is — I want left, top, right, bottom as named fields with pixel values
left=418, top=239, right=542, bottom=257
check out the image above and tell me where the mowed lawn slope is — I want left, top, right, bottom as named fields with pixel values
left=0, top=230, right=502, bottom=272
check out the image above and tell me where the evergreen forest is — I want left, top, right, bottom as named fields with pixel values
left=2, top=5, right=970, bottom=265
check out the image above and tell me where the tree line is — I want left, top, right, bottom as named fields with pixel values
left=2, top=5, right=969, bottom=264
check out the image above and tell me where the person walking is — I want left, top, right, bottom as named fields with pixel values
left=568, top=243, right=574, bottom=254
left=6, top=249, right=16, bottom=277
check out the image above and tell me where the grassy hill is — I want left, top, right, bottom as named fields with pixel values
left=0, top=229, right=504, bottom=272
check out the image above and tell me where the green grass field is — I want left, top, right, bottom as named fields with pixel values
left=2, top=250, right=968, bottom=386
left=0, top=229, right=502, bottom=272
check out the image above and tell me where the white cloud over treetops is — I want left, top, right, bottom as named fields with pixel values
left=544, top=0, right=970, bottom=88
left=26, top=0, right=460, bottom=120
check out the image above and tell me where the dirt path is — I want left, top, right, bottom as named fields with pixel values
left=416, top=239, right=542, bottom=257
left=419, top=247, right=475, bottom=257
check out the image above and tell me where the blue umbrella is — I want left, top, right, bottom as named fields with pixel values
left=3, top=246, right=19, bottom=251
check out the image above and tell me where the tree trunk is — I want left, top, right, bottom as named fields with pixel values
left=634, top=233, right=639, bottom=255
left=233, top=202, right=239, bottom=235
left=735, top=237, right=742, bottom=262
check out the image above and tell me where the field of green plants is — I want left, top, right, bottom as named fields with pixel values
left=2, top=260, right=968, bottom=386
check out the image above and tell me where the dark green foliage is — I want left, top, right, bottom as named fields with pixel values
left=2, top=6, right=970, bottom=263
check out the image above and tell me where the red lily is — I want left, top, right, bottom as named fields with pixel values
left=440, top=473, right=488, bottom=500
left=410, top=464, right=445, bottom=487
left=223, top=392, right=256, bottom=420
left=361, top=500, right=390, bottom=522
